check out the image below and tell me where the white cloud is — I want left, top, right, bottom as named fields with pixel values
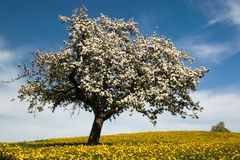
left=176, top=36, right=240, bottom=63
left=213, top=0, right=240, bottom=27
left=0, top=37, right=13, bottom=66
left=0, top=36, right=7, bottom=49
left=191, top=90, right=240, bottom=130
left=0, top=37, right=34, bottom=82
left=205, top=17, right=225, bottom=27
left=185, top=0, right=240, bottom=28
left=0, top=48, right=18, bottom=84
left=2, top=85, right=240, bottom=142
left=193, top=91, right=239, bottom=119
left=0, top=50, right=12, bottom=63
left=180, top=1, right=240, bottom=62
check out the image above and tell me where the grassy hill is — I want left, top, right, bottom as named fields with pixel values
left=1, top=131, right=240, bottom=159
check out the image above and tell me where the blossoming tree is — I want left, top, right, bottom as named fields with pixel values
left=15, top=6, right=208, bottom=145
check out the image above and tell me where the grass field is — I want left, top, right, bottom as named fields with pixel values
left=1, top=131, right=240, bottom=159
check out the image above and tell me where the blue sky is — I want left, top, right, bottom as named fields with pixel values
left=0, top=0, right=240, bottom=142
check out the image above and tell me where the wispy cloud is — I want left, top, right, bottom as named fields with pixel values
left=0, top=45, right=18, bottom=82
left=137, top=5, right=169, bottom=36
left=185, top=0, right=240, bottom=28
left=215, top=0, right=240, bottom=27
left=0, top=37, right=34, bottom=82
left=191, top=89, right=240, bottom=130
left=0, top=50, right=12, bottom=63
left=180, top=0, right=240, bottom=62
left=138, top=12, right=158, bottom=34
left=0, top=36, right=7, bottom=48
left=0, top=36, right=11, bottom=64
left=176, top=36, right=239, bottom=63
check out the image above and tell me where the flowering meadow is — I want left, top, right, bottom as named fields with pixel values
left=1, top=131, right=240, bottom=159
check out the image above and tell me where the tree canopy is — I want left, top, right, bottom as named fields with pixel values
left=15, top=6, right=208, bottom=144
left=211, top=122, right=230, bottom=132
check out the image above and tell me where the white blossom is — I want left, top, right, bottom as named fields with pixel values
left=16, top=6, right=208, bottom=124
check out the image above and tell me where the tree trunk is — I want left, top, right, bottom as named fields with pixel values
left=87, top=115, right=104, bottom=145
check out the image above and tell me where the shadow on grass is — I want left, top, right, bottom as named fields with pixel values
left=14, top=142, right=113, bottom=148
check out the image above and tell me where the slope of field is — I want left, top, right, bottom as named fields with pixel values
left=1, top=131, right=240, bottom=159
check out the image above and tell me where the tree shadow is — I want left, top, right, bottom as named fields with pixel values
left=15, top=141, right=113, bottom=148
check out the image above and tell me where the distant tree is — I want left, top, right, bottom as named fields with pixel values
left=13, top=6, right=208, bottom=145
left=211, top=122, right=230, bottom=132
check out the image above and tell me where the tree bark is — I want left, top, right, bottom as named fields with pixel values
left=87, top=115, right=104, bottom=145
